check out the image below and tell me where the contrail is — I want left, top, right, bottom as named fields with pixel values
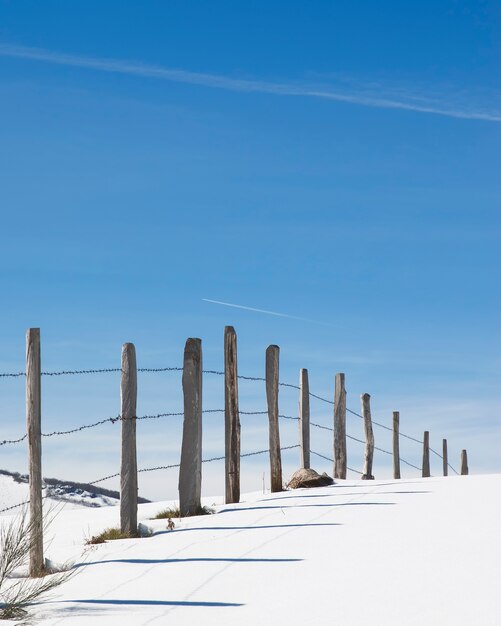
left=202, top=299, right=332, bottom=326
left=1, top=43, right=500, bottom=122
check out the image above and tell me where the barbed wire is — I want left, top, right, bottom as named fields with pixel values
left=308, top=392, right=333, bottom=405
left=238, top=374, right=265, bottom=382
left=43, top=368, right=122, bottom=376
left=40, top=416, right=120, bottom=437
left=0, top=364, right=459, bottom=474
left=0, top=411, right=461, bottom=475
left=328, top=406, right=459, bottom=472
left=0, top=444, right=301, bottom=511
left=1, top=436, right=456, bottom=515
left=0, top=499, right=31, bottom=514
left=310, top=450, right=363, bottom=475
left=310, top=421, right=428, bottom=474
left=311, top=448, right=422, bottom=474
left=90, top=444, right=300, bottom=485
left=0, top=434, right=28, bottom=446
left=346, top=407, right=425, bottom=444
left=139, top=367, right=183, bottom=373
left=399, top=457, right=423, bottom=472
left=0, top=409, right=303, bottom=447
left=0, top=367, right=183, bottom=378
left=429, top=447, right=460, bottom=475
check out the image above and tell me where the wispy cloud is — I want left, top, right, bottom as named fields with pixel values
left=1, top=43, right=500, bottom=122
left=202, top=298, right=332, bottom=326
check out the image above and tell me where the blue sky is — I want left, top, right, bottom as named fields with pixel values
left=0, top=1, right=499, bottom=500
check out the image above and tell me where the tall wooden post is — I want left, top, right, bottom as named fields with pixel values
left=26, top=327, right=43, bottom=577
left=224, top=326, right=240, bottom=504
left=393, top=411, right=401, bottom=479
left=179, top=338, right=203, bottom=516
left=422, top=431, right=430, bottom=478
left=361, top=393, right=374, bottom=480
left=266, top=345, right=282, bottom=492
left=443, top=439, right=448, bottom=477
left=460, top=449, right=469, bottom=475
left=299, top=368, right=310, bottom=469
left=333, top=373, right=347, bottom=479
left=120, top=343, right=138, bottom=536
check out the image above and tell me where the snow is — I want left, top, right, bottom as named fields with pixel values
left=1, top=474, right=500, bottom=625
left=0, top=474, right=119, bottom=513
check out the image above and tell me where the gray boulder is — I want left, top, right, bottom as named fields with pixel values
left=287, top=468, right=334, bottom=489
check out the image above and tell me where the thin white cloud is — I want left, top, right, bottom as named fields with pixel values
left=202, top=298, right=332, bottom=326
left=1, top=43, right=500, bottom=122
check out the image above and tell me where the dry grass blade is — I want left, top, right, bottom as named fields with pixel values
left=0, top=508, right=75, bottom=621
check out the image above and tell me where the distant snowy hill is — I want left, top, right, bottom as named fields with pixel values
left=1, top=474, right=500, bottom=625
left=0, top=469, right=151, bottom=513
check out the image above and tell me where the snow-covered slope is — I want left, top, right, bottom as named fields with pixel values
left=0, top=472, right=120, bottom=512
left=1, top=474, right=500, bottom=625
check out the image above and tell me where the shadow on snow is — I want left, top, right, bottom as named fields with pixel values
left=217, top=502, right=396, bottom=514
left=74, top=557, right=303, bottom=568
left=64, top=599, right=243, bottom=607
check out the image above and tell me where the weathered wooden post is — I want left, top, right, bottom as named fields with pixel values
left=26, top=327, right=44, bottom=577
left=299, top=368, right=310, bottom=469
left=393, top=411, right=401, bottom=479
left=120, top=342, right=138, bottom=536
left=266, top=345, right=282, bottom=492
left=179, top=338, right=203, bottom=516
left=443, top=439, right=448, bottom=477
left=224, top=326, right=240, bottom=504
left=422, top=430, right=431, bottom=477
left=333, top=373, right=347, bottom=479
left=361, top=393, right=374, bottom=480
left=460, top=449, right=469, bottom=475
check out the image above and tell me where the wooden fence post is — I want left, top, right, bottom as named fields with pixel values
left=120, top=342, right=138, bottom=536
left=266, top=345, right=282, bottom=492
left=224, top=326, right=240, bottom=504
left=333, top=373, right=347, bottom=479
left=393, top=411, right=401, bottom=479
left=361, top=393, right=374, bottom=480
left=26, top=328, right=44, bottom=577
left=299, top=368, right=310, bottom=469
left=460, top=449, right=469, bottom=475
left=443, top=439, right=448, bottom=477
left=422, top=430, right=430, bottom=477
left=179, top=338, right=203, bottom=516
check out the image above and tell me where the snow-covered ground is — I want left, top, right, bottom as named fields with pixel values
left=1, top=473, right=500, bottom=625
left=0, top=473, right=119, bottom=512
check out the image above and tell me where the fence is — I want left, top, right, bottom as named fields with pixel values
left=0, top=326, right=468, bottom=576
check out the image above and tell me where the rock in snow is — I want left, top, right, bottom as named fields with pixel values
left=287, top=468, right=334, bottom=489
